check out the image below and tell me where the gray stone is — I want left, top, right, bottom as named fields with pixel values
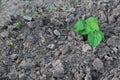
left=0, top=30, right=9, bottom=38
left=48, top=28, right=54, bottom=36
left=102, top=77, right=109, bottom=80
left=0, top=66, right=5, bottom=76
left=85, top=73, right=92, bottom=80
left=68, top=7, right=75, bottom=12
left=36, top=71, right=40, bottom=75
left=113, top=5, right=120, bottom=16
left=112, top=77, right=119, bottom=80
left=53, top=29, right=60, bottom=36
left=23, top=16, right=32, bottom=21
left=109, top=5, right=120, bottom=23
left=67, top=36, right=73, bottom=41
left=60, top=46, right=70, bottom=54
left=23, top=42, right=29, bottom=48
left=104, top=55, right=113, bottom=60
left=19, top=59, right=35, bottom=69
left=82, top=44, right=92, bottom=52
left=8, top=25, right=16, bottom=30
left=99, top=10, right=107, bottom=23
left=74, top=72, right=85, bottom=80
left=8, top=71, right=18, bottom=80
left=110, top=68, right=118, bottom=77
left=39, top=33, right=46, bottom=44
left=19, top=73, right=27, bottom=80
left=49, top=77, right=55, bottom=80
left=27, top=22, right=33, bottom=28
left=115, top=27, right=120, bottom=32
left=108, top=16, right=115, bottom=23
left=0, top=15, right=11, bottom=26
left=107, top=36, right=120, bottom=47
left=52, top=60, right=64, bottom=78
left=47, top=44, right=55, bottom=50
left=92, top=58, right=104, bottom=73
left=54, top=51, right=60, bottom=57
left=11, top=54, right=18, bottom=60
left=112, top=47, right=118, bottom=53
left=19, top=34, right=25, bottom=40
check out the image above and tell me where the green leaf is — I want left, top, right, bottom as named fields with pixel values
left=78, top=29, right=88, bottom=35
left=88, top=31, right=104, bottom=48
left=85, top=17, right=99, bottom=33
left=98, top=30, right=104, bottom=39
left=8, top=41, right=14, bottom=46
left=74, top=19, right=85, bottom=33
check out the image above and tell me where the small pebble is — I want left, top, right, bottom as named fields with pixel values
left=53, top=29, right=60, bottom=36
left=47, top=44, right=55, bottom=50
left=0, top=30, right=9, bottom=38
left=23, top=16, right=32, bottom=21
left=52, top=60, right=64, bottom=78
left=11, top=54, right=18, bottom=60
left=92, top=58, right=104, bottom=73
left=82, top=44, right=92, bottom=52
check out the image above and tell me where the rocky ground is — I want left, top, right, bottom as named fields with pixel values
left=0, top=0, right=120, bottom=80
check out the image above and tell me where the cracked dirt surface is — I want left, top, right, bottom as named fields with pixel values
left=0, top=0, right=120, bottom=80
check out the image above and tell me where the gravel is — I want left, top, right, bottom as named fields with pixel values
left=92, top=58, right=104, bottom=73
left=0, top=30, right=9, bottom=38
left=52, top=60, right=64, bottom=78
left=53, top=29, right=61, bottom=37
left=0, top=0, right=120, bottom=80
left=82, top=44, right=92, bottom=52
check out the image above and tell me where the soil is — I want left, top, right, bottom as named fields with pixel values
left=0, top=0, right=120, bottom=80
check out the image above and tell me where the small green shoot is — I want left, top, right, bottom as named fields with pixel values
left=34, top=6, right=39, bottom=16
left=14, top=8, right=24, bottom=15
left=74, top=17, right=104, bottom=48
left=65, top=26, right=70, bottom=30
left=48, top=5, right=56, bottom=11
left=8, top=41, right=13, bottom=46
left=15, top=21, right=21, bottom=29
left=34, top=11, right=39, bottom=16
left=19, top=9, right=24, bottom=14
left=1, top=1, right=7, bottom=6
left=43, top=14, right=48, bottom=17
left=28, top=0, right=33, bottom=2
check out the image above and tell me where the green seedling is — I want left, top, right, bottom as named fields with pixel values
left=1, top=1, right=7, bottom=6
left=34, top=10, right=39, bottom=16
left=48, top=5, right=56, bottom=11
left=15, top=8, right=24, bottom=15
left=8, top=41, right=13, bottom=46
left=15, top=21, right=21, bottom=29
left=74, top=17, right=104, bottom=48
left=34, top=6, right=39, bottom=16
left=19, top=9, right=24, bottom=14
left=28, top=0, right=33, bottom=2
left=43, top=14, right=48, bottom=17
left=65, top=26, right=70, bottom=30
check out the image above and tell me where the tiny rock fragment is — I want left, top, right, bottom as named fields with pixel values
left=23, top=15, right=32, bottom=21
left=23, top=42, right=29, bottom=48
left=85, top=73, right=92, bottom=80
left=82, top=44, right=92, bottom=52
left=47, top=44, right=55, bottom=50
left=0, top=30, right=9, bottom=38
left=110, top=69, right=117, bottom=76
left=53, top=29, right=61, bottom=36
left=92, top=58, right=104, bottom=73
left=39, top=33, right=45, bottom=43
left=112, top=77, right=119, bottom=80
left=15, top=58, right=21, bottom=64
left=11, top=54, right=18, bottom=60
left=52, top=60, right=64, bottom=78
